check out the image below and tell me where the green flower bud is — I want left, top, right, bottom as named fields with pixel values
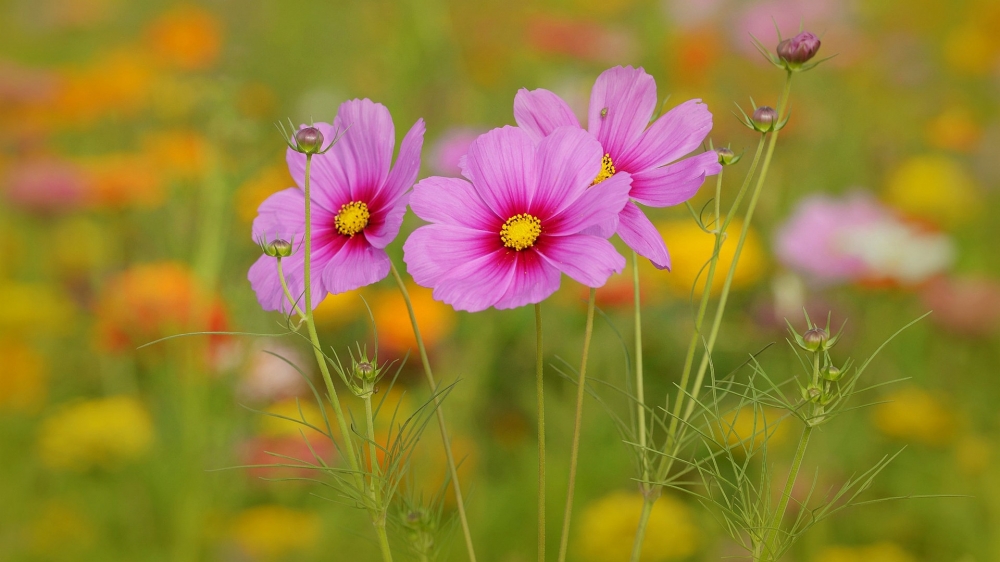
left=802, top=328, right=828, bottom=352
left=355, top=360, right=375, bottom=381
left=821, top=365, right=843, bottom=382
left=752, top=106, right=778, bottom=132
left=717, top=147, right=740, bottom=166
left=802, top=383, right=824, bottom=404
left=294, top=126, right=324, bottom=154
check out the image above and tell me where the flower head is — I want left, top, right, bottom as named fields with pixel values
left=576, top=490, right=698, bottom=562
left=37, top=396, right=155, bottom=471
left=248, top=99, right=425, bottom=313
left=777, top=31, right=822, bottom=66
left=404, top=126, right=631, bottom=312
left=513, top=65, right=719, bottom=269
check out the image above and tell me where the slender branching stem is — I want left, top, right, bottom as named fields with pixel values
left=375, top=523, right=395, bottom=562
left=300, top=154, right=366, bottom=503
left=632, top=251, right=648, bottom=483
left=629, top=71, right=795, bottom=562
left=388, top=262, right=478, bottom=562
left=364, top=392, right=393, bottom=562
left=535, top=303, right=546, bottom=562
left=760, top=424, right=812, bottom=561
left=557, top=288, right=597, bottom=562
left=275, top=258, right=306, bottom=322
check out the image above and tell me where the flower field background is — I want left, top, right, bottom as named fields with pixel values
left=2, top=0, right=1000, bottom=561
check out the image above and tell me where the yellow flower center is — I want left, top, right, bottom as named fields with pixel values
left=592, top=153, right=616, bottom=185
left=500, top=213, right=542, bottom=251
left=335, top=201, right=370, bottom=237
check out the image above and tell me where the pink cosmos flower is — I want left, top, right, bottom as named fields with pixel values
left=403, top=126, right=631, bottom=312
left=248, top=99, right=425, bottom=313
left=513, top=65, right=719, bottom=270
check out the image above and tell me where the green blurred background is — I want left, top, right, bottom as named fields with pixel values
left=2, top=0, right=1000, bottom=560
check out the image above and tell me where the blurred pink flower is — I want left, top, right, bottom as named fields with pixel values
left=525, top=15, right=637, bottom=63
left=430, top=128, right=482, bottom=176
left=2, top=157, right=88, bottom=213
left=920, top=276, right=1000, bottom=336
left=661, top=0, right=725, bottom=30
left=0, top=60, right=58, bottom=104
left=775, top=193, right=955, bottom=286
left=240, top=435, right=335, bottom=481
left=237, top=339, right=312, bottom=404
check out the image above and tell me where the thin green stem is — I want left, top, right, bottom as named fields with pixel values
left=762, top=425, right=812, bottom=561
left=628, top=498, right=655, bottom=562
left=276, top=258, right=307, bottom=322
left=301, top=153, right=365, bottom=493
left=375, top=523, right=395, bottom=562
left=556, top=288, right=597, bottom=562
left=388, top=262, right=478, bottom=562
left=632, top=251, right=648, bottom=484
left=535, top=303, right=546, bottom=562
left=630, top=71, right=795, bottom=562
left=364, top=394, right=381, bottom=498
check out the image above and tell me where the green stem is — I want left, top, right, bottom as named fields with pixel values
left=364, top=393, right=381, bottom=499
left=628, top=498, right=655, bottom=562
left=535, top=303, right=546, bottom=562
left=630, top=71, right=795, bottom=562
left=388, top=262, right=478, bottom=562
left=762, top=425, right=812, bottom=561
left=276, top=258, right=307, bottom=322
left=556, top=288, right=597, bottom=562
left=632, top=252, right=648, bottom=485
left=375, top=523, right=395, bottom=562
left=301, top=153, right=365, bottom=492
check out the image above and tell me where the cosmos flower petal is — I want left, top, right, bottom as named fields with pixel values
left=403, top=224, right=499, bottom=288
left=514, top=88, right=582, bottom=144
left=587, top=66, right=657, bottom=159
left=629, top=151, right=719, bottom=207
left=465, top=126, right=538, bottom=217
left=616, top=99, right=715, bottom=172
left=250, top=188, right=307, bottom=243
left=617, top=201, right=671, bottom=270
left=432, top=250, right=517, bottom=312
left=376, top=118, right=426, bottom=207
left=364, top=192, right=410, bottom=249
left=547, top=171, right=631, bottom=236
left=286, top=122, right=351, bottom=213
left=321, top=236, right=391, bottom=295
left=410, top=176, right=499, bottom=231
left=532, top=126, right=604, bottom=218
left=333, top=99, right=395, bottom=203
left=493, top=251, right=562, bottom=309
left=537, top=235, right=626, bottom=287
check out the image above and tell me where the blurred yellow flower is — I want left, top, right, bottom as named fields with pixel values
left=38, top=395, right=155, bottom=471
left=653, top=218, right=766, bottom=299
left=27, top=501, right=95, bottom=557
left=371, top=284, right=456, bottom=355
left=145, top=5, right=223, bottom=71
left=0, top=339, right=48, bottom=413
left=576, top=491, right=698, bottom=562
left=954, top=434, right=992, bottom=475
left=925, top=106, right=981, bottom=153
left=943, top=23, right=999, bottom=76
left=0, top=281, right=76, bottom=336
left=713, top=405, right=790, bottom=452
left=885, top=154, right=980, bottom=227
left=142, top=129, right=209, bottom=181
left=312, top=289, right=365, bottom=329
left=872, top=386, right=955, bottom=446
left=49, top=217, right=109, bottom=276
left=814, top=541, right=915, bottom=562
left=235, top=164, right=292, bottom=224
left=230, top=505, right=320, bottom=560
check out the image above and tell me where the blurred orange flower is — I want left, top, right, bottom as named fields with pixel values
left=49, top=50, right=154, bottom=125
left=146, top=5, right=223, bottom=71
left=0, top=339, right=48, bottom=413
left=235, top=164, right=292, bottom=224
left=925, top=106, right=982, bottom=152
left=142, top=129, right=209, bottom=181
left=79, top=153, right=165, bottom=209
left=371, top=284, right=456, bottom=355
left=94, top=262, right=226, bottom=352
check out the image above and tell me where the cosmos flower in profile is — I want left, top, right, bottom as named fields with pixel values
left=248, top=99, right=424, bottom=313
left=513, top=65, right=719, bottom=269
left=403, top=126, right=631, bottom=312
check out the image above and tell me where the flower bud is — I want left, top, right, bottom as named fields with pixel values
left=752, top=106, right=778, bottom=131
left=271, top=239, right=293, bottom=258
left=821, top=365, right=843, bottom=382
left=777, top=32, right=821, bottom=66
left=802, top=383, right=824, bottom=404
left=802, top=328, right=828, bottom=352
left=355, top=360, right=375, bottom=381
left=717, top=147, right=739, bottom=166
left=294, top=126, right=324, bottom=154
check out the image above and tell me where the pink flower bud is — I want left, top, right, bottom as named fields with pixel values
left=294, top=126, right=324, bottom=154
left=777, top=32, right=821, bottom=65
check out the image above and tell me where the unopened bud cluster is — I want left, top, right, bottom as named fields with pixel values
left=789, top=315, right=847, bottom=424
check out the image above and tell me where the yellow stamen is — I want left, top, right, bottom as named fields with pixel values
left=500, top=213, right=542, bottom=251
left=335, top=200, right=370, bottom=237
left=592, top=153, right=616, bottom=185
